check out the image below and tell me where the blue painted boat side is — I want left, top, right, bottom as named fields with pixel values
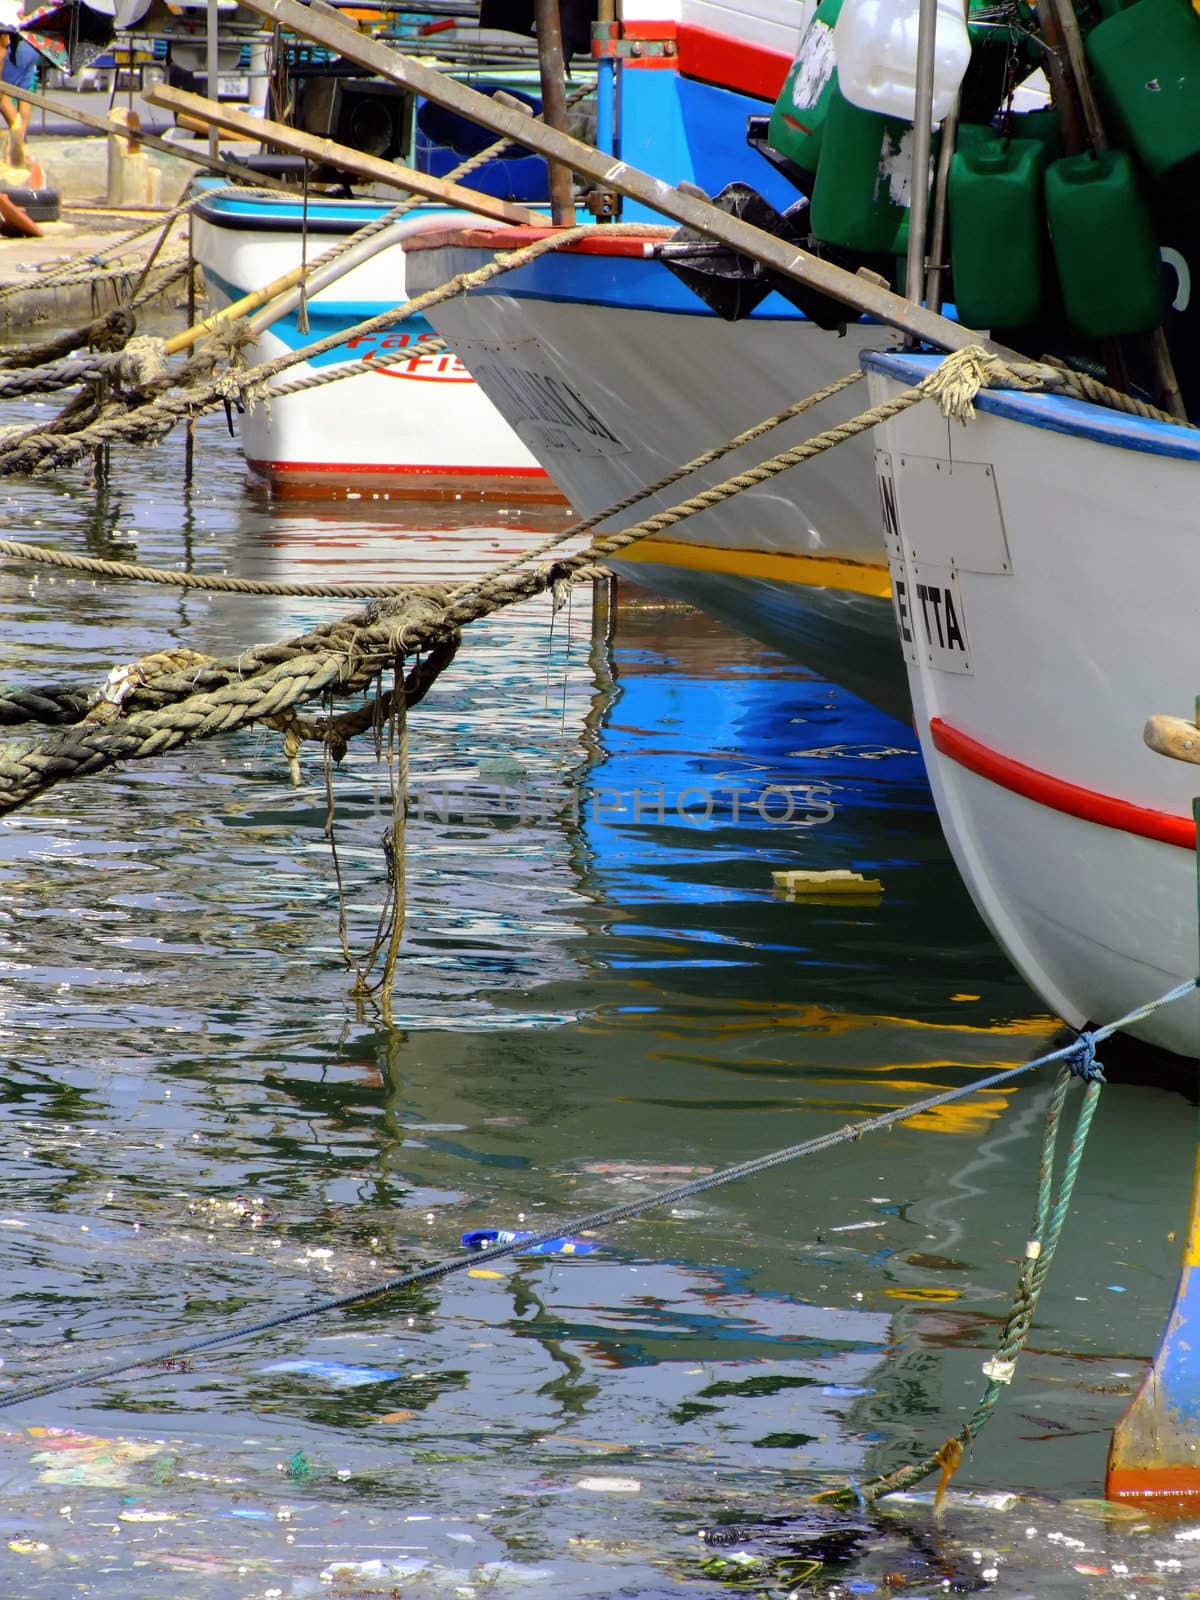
left=197, top=189, right=474, bottom=229
left=459, top=246, right=832, bottom=320
left=618, top=73, right=800, bottom=224
left=863, top=350, right=1200, bottom=463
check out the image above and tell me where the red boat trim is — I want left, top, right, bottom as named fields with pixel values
left=247, top=459, right=551, bottom=478
left=930, top=717, right=1197, bottom=851
left=404, top=225, right=666, bottom=258
left=600, top=19, right=792, bottom=94
left=674, top=23, right=793, bottom=99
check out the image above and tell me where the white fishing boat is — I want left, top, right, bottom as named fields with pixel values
left=863, top=350, right=1200, bottom=1059
left=192, top=190, right=559, bottom=497
left=404, top=223, right=893, bottom=702
left=190, top=0, right=820, bottom=499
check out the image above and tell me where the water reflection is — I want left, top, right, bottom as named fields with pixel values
left=0, top=409, right=1189, bottom=1595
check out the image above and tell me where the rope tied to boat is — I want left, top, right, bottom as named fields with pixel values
left=819, top=1044, right=1109, bottom=1509
left=1065, top=1028, right=1104, bottom=1082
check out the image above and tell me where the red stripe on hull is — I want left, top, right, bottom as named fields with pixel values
left=930, top=717, right=1197, bottom=851
left=675, top=23, right=792, bottom=99
left=247, top=460, right=551, bottom=478
left=246, top=458, right=565, bottom=503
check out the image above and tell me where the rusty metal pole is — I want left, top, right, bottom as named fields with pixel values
left=534, top=0, right=574, bottom=225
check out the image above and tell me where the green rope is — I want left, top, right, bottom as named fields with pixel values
left=818, top=1058, right=1104, bottom=1507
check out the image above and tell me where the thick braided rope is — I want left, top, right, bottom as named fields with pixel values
left=0, top=684, right=93, bottom=726
left=0, top=591, right=470, bottom=814
left=0, top=352, right=151, bottom=399
left=0, top=346, right=1024, bottom=768
left=0, top=344, right=1044, bottom=801
left=1050, top=360, right=1196, bottom=427
left=0, top=529, right=457, bottom=597
left=0, top=307, right=136, bottom=372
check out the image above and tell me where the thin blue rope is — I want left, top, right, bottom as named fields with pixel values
left=0, top=976, right=1193, bottom=1412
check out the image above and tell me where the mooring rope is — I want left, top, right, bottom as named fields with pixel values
left=0, top=345, right=1071, bottom=807
left=447, top=369, right=868, bottom=600
left=819, top=1037, right=1105, bottom=1508
left=0, top=978, right=1190, bottom=1414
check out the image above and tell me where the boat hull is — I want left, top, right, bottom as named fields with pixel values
left=866, top=350, right=1200, bottom=1056
left=191, top=195, right=555, bottom=497
left=405, top=231, right=903, bottom=712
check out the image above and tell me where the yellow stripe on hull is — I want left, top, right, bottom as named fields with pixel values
left=614, top=537, right=892, bottom=599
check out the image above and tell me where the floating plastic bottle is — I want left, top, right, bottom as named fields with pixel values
left=832, top=0, right=971, bottom=125
left=1087, top=0, right=1200, bottom=190
left=1045, top=150, right=1164, bottom=338
left=948, top=135, right=1047, bottom=329
left=767, top=0, right=845, bottom=178
left=461, top=1227, right=596, bottom=1256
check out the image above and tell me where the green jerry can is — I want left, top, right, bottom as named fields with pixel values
left=810, top=87, right=935, bottom=253
left=1044, top=149, right=1164, bottom=338
left=948, top=135, right=1047, bottom=329
left=767, top=0, right=844, bottom=179
left=1087, top=0, right=1200, bottom=195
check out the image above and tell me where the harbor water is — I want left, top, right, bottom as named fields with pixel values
left=1, top=397, right=1199, bottom=1597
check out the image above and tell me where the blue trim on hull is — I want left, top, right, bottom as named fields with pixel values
left=458, top=247, right=834, bottom=321
left=863, top=350, right=1200, bottom=462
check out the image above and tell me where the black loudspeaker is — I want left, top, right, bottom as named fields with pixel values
left=294, top=72, right=414, bottom=165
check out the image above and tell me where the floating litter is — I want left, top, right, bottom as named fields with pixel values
left=261, top=1360, right=401, bottom=1389
left=462, top=1228, right=596, bottom=1257
left=771, top=869, right=883, bottom=897
left=575, top=1476, right=642, bottom=1493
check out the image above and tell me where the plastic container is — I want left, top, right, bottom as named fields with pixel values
left=767, top=0, right=844, bottom=177
left=810, top=87, right=932, bottom=252
left=1087, top=0, right=1200, bottom=185
left=948, top=137, right=1047, bottom=329
left=832, top=0, right=971, bottom=125
left=1045, top=150, right=1164, bottom=338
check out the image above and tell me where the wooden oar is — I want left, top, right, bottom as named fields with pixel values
left=234, top=0, right=1000, bottom=354
left=145, top=86, right=540, bottom=228
left=0, top=83, right=294, bottom=192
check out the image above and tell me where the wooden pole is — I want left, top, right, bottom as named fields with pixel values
left=0, top=82, right=294, bottom=192
left=234, top=0, right=1006, bottom=354
left=533, top=0, right=574, bottom=225
left=145, top=85, right=542, bottom=227
left=165, top=258, right=312, bottom=354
